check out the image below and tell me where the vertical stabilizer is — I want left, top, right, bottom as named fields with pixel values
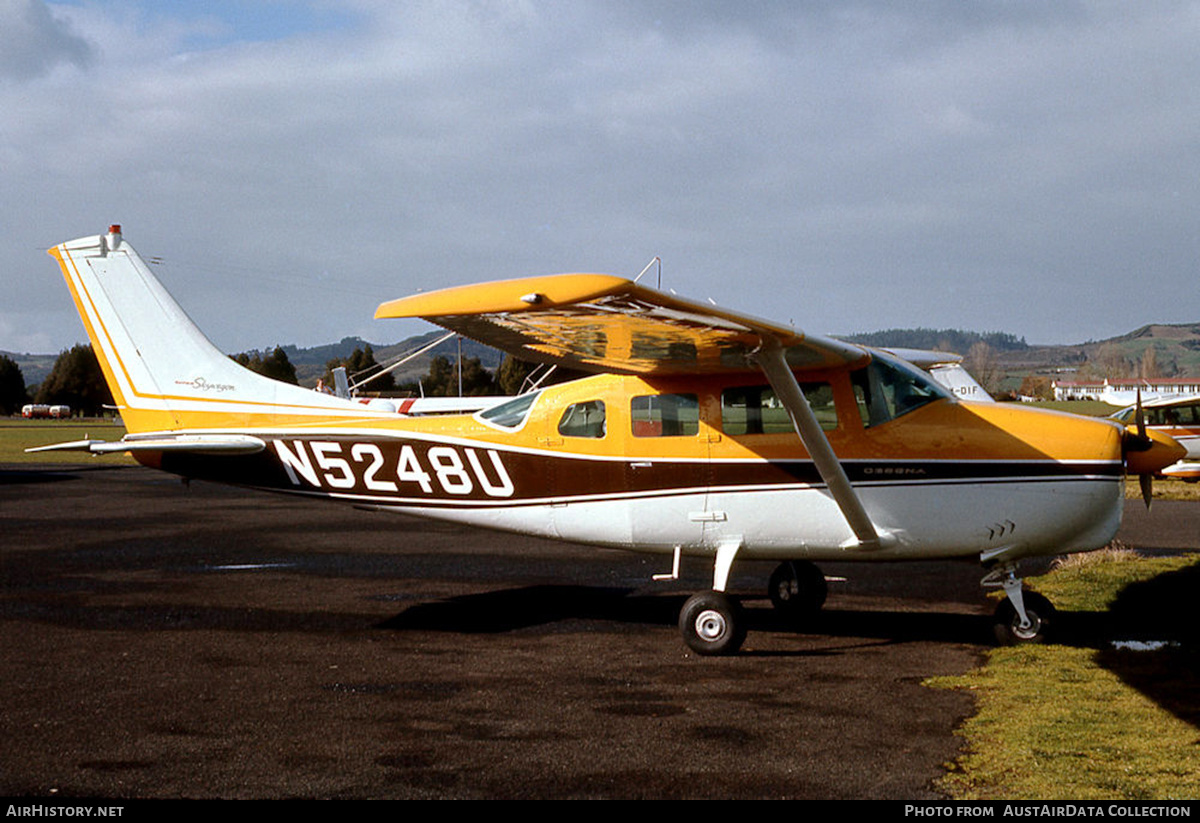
left=49, top=226, right=378, bottom=433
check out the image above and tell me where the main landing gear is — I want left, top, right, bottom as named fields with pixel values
left=983, top=561, right=1056, bottom=646
left=768, top=560, right=828, bottom=619
left=678, top=559, right=829, bottom=656
left=679, top=591, right=746, bottom=656
left=676, top=555, right=1058, bottom=655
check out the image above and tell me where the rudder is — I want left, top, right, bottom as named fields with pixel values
left=49, top=226, right=375, bottom=433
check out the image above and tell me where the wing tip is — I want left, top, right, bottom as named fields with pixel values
left=376, top=273, right=632, bottom=320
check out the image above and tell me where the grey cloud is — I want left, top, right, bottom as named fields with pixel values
left=0, top=0, right=95, bottom=81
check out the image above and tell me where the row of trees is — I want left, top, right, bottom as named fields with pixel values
left=846, top=328, right=1028, bottom=353
left=320, top=344, right=554, bottom=398
left=0, top=345, right=113, bottom=416
left=0, top=353, right=29, bottom=416
left=0, top=342, right=550, bottom=417
left=1078, top=343, right=1173, bottom=381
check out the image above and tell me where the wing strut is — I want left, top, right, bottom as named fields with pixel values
left=750, top=338, right=892, bottom=551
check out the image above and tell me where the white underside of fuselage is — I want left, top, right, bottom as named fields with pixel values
left=362, top=475, right=1123, bottom=563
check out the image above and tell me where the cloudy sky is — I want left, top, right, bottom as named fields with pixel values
left=3, top=0, right=1199, bottom=357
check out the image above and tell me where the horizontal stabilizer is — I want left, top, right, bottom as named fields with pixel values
left=27, top=434, right=266, bottom=455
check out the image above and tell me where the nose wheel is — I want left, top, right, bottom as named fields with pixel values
left=993, top=590, right=1055, bottom=645
left=983, top=561, right=1056, bottom=645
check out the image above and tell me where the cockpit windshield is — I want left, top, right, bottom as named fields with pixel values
left=852, top=350, right=952, bottom=427
left=477, top=391, right=541, bottom=430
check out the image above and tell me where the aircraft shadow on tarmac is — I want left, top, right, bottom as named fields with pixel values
left=382, top=574, right=1200, bottom=724
left=381, top=584, right=996, bottom=650
left=15, top=571, right=1190, bottom=668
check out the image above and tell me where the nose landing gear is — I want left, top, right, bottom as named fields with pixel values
left=983, top=561, right=1057, bottom=645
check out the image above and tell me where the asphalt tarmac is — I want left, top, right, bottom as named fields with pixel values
left=1, top=464, right=1196, bottom=800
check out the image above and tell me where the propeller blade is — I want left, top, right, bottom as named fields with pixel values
left=1136, top=389, right=1152, bottom=508
left=1136, top=388, right=1146, bottom=441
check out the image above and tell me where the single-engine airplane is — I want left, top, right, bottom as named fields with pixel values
left=1112, top=394, right=1200, bottom=482
left=34, top=226, right=1185, bottom=654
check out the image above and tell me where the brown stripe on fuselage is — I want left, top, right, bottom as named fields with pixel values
left=156, top=433, right=1122, bottom=509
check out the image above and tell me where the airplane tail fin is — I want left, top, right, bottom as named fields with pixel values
left=49, top=226, right=378, bottom=434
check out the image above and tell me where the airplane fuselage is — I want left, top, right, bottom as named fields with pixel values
left=137, top=370, right=1126, bottom=564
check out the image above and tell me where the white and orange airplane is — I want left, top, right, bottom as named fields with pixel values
left=1112, top=395, right=1200, bottom=483
left=33, top=226, right=1185, bottom=655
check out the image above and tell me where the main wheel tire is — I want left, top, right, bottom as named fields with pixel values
left=992, top=590, right=1055, bottom=645
left=768, top=560, right=828, bottom=618
left=679, top=591, right=746, bottom=656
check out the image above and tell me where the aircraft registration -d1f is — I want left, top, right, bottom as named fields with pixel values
left=35, top=226, right=1185, bottom=655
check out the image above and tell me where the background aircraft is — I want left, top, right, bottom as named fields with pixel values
left=1112, top=395, right=1200, bottom=482
left=879, top=348, right=995, bottom=404
left=35, top=227, right=1184, bottom=654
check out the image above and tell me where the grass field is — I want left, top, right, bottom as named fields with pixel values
left=932, top=549, right=1200, bottom=800
left=0, top=418, right=134, bottom=465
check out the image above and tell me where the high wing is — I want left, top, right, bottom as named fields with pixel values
left=378, top=273, right=886, bottom=550
left=375, top=274, right=869, bottom=376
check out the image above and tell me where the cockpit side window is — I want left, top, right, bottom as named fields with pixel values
left=721, top=383, right=838, bottom=434
left=852, top=352, right=951, bottom=428
left=631, top=394, right=699, bottom=437
left=1148, top=404, right=1199, bottom=426
left=558, top=400, right=607, bottom=438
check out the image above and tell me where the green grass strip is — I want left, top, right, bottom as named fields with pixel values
left=0, top=419, right=134, bottom=465
left=930, top=552, right=1200, bottom=800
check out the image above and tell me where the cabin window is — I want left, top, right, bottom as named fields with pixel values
left=1148, top=403, right=1199, bottom=426
left=558, top=400, right=607, bottom=438
left=631, top=394, right=699, bottom=437
left=852, top=351, right=951, bottom=428
left=477, top=391, right=540, bottom=429
left=721, top=383, right=837, bottom=434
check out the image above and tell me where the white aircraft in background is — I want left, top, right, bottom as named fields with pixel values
left=33, top=226, right=1184, bottom=654
left=880, top=349, right=995, bottom=403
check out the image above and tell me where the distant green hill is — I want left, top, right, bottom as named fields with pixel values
left=840, top=328, right=1028, bottom=353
